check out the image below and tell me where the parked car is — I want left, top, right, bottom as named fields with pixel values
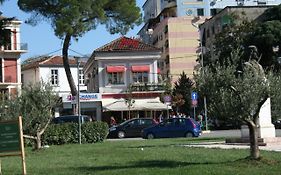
left=108, top=118, right=158, bottom=138
left=142, top=117, right=201, bottom=139
left=273, top=119, right=281, bottom=129
left=52, top=115, right=90, bottom=124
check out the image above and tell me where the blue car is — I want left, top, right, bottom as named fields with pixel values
left=142, top=117, right=201, bottom=139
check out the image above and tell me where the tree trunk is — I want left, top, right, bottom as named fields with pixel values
left=247, top=120, right=260, bottom=159
left=35, top=132, right=41, bottom=150
left=62, top=33, right=77, bottom=96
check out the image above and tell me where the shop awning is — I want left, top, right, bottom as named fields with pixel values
left=102, top=99, right=140, bottom=111
left=139, top=99, right=171, bottom=110
left=131, top=65, right=150, bottom=72
left=102, top=98, right=170, bottom=111
left=106, top=65, right=126, bottom=73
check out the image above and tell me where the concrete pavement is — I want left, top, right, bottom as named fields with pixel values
left=183, top=141, right=281, bottom=152
left=186, top=129, right=281, bottom=152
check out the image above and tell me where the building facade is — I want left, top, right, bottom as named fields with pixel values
left=199, top=6, right=273, bottom=60
left=84, top=36, right=169, bottom=123
left=139, top=0, right=281, bottom=83
left=21, top=55, right=91, bottom=116
left=0, top=17, right=27, bottom=99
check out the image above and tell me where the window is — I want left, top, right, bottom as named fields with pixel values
left=79, top=69, right=84, bottom=85
left=132, top=72, right=148, bottom=83
left=51, top=69, right=58, bottom=86
left=210, top=9, right=221, bottom=16
left=165, top=40, right=169, bottom=48
left=107, top=72, right=124, bottom=85
left=197, top=8, right=204, bottom=16
left=0, top=29, right=11, bottom=50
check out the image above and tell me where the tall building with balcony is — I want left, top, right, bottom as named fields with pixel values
left=138, top=0, right=281, bottom=83
left=0, top=16, right=27, bottom=98
left=84, top=36, right=169, bottom=123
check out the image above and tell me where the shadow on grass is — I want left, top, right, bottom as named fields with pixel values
left=73, top=159, right=239, bottom=173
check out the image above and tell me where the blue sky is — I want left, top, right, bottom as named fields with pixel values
left=1, top=0, right=144, bottom=60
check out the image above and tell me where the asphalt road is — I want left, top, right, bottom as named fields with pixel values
left=107, top=129, right=281, bottom=141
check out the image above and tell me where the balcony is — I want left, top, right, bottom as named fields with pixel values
left=0, top=43, right=28, bottom=52
left=130, top=83, right=165, bottom=92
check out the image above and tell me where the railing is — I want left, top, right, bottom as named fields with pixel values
left=0, top=43, right=28, bottom=51
left=130, top=83, right=165, bottom=92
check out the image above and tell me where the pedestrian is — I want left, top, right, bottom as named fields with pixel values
left=110, top=116, right=116, bottom=127
left=197, top=113, right=203, bottom=128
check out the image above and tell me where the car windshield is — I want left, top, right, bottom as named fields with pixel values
left=118, top=120, right=131, bottom=126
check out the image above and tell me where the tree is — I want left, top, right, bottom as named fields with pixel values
left=18, top=0, right=142, bottom=97
left=0, top=82, right=60, bottom=149
left=125, top=84, right=135, bottom=119
left=172, top=72, right=193, bottom=115
left=209, top=6, right=281, bottom=70
left=194, top=52, right=270, bottom=159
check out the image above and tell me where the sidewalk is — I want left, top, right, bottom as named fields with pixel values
left=183, top=141, right=281, bottom=152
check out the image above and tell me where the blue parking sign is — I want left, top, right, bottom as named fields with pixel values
left=191, top=92, right=198, bottom=100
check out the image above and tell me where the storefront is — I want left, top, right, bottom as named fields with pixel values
left=62, top=93, right=102, bottom=121
left=102, top=97, right=171, bottom=123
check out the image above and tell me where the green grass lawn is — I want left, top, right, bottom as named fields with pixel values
left=1, top=138, right=281, bottom=175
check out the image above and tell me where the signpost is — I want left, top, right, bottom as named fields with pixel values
left=164, top=95, right=172, bottom=119
left=191, top=92, right=198, bottom=119
left=0, top=116, right=26, bottom=175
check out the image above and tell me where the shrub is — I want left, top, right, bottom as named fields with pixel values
left=42, top=121, right=108, bottom=145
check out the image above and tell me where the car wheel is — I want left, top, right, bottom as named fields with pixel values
left=185, top=132, right=193, bottom=138
left=118, top=131, right=125, bottom=138
left=147, top=133, right=155, bottom=139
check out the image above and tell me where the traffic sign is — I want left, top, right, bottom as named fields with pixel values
left=192, top=100, right=198, bottom=107
left=191, top=92, right=198, bottom=100
left=164, top=95, right=172, bottom=103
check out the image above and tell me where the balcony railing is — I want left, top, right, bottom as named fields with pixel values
left=0, top=43, right=28, bottom=51
left=130, top=83, right=165, bottom=92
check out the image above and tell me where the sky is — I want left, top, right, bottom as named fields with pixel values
left=1, top=0, right=145, bottom=60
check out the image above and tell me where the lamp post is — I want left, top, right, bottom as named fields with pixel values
left=76, top=57, right=81, bottom=144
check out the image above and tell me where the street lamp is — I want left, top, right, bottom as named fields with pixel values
left=76, top=57, right=82, bottom=144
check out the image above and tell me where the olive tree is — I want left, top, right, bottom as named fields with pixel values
left=194, top=52, right=269, bottom=159
left=0, top=82, right=60, bottom=149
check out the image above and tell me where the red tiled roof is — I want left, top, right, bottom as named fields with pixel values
left=22, top=55, right=85, bottom=71
left=95, top=36, right=160, bottom=52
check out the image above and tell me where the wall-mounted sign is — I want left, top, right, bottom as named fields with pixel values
left=63, top=93, right=102, bottom=103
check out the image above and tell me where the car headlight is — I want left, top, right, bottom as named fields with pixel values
left=109, top=127, right=117, bottom=132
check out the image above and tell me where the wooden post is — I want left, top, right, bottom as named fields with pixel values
left=18, top=116, right=26, bottom=175
left=0, top=159, right=2, bottom=175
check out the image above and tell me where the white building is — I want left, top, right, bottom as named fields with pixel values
left=84, top=36, right=169, bottom=123
left=21, top=55, right=89, bottom=115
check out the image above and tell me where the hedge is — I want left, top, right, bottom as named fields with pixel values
left=42, top=121, right=109, bottom=145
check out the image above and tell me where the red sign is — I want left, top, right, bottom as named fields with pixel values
left=192, top=100, right=198, bottom=107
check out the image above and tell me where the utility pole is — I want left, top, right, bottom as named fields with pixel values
left=192, top=17, right=208, bottom=130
